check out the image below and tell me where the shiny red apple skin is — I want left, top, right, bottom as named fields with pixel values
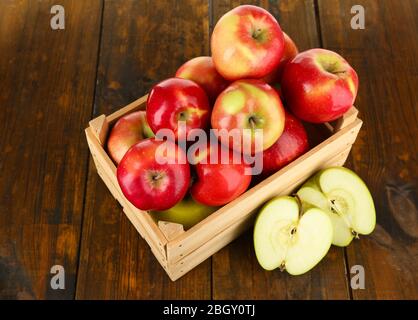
left=146, top=78, right=211, bottom=140
left=117, top=138, right=190, bottom=211
left=175, top=56, right=229, bottom=103
left=190, top=143, right=251, bottom=206
left=211, top=79, right=285, bottom=154
left=262, top=111, right=309, bottom=176
left=211, top=5, right=285, bottom=80
left=107, top=111, right=154, bottom=164
left=281, top=48, right=358, bottom=123
left=261, top=32, right=299, bottom=84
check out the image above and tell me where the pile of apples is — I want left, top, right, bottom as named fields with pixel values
left=107, top=5, right=376, bottom=273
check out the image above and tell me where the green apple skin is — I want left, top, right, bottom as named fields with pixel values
left=253, top=196, right=333, bottom=275
left=151, top=195, right=218, bottom=230
left=297, top=166, right=376, bottom=247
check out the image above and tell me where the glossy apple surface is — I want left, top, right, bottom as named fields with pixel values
left=211, top=79, right=285, bottom=153
left=107, top=111, right=154, bottom=164
left=262, top=111, right=309, bottom=176
left=146, top=78, right=211, bottom=140
left=190, top=142, right=251, bottom=206
left=175, top=56, right=229, bottom=103
left=261, top=32, right=299, bottom=84
left=211, top=5, right=285, bottom=80
left=281, top=48, right=358, bottom=123
left=117, top=138, right=190, bottom=211
left=151, top=194, right=218, bottom=229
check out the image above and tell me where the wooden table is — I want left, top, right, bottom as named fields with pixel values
left=0, top=0, right=417, bottom=300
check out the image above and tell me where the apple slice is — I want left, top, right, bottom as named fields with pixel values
left=254, top=196, right=333, bottom=275
left=297, top=167, right=376, bottom=246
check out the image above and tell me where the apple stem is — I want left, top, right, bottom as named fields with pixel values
left=249, top=116, right=257, bottom=129
left=252, top=28, right=263, bottom=40
left=152, top=173, right=162, bottom=181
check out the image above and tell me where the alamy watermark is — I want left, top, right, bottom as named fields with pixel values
left=351, top=5, right=365, bottom=30
left=153, top=122, right=264, bottom=175
left=50, top=5, right=65, bottom=30
left=350, top=264, right=365, bottom=290
left=50, top=265, right=65, bottom=290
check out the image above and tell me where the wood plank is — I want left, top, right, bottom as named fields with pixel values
left=318, top=0, right=418, bottom=299
left=0, top=0, right=102, bottom=299
left=76, top=0, right=211, bottom=299
left=210, top=0, right=350, bottom=299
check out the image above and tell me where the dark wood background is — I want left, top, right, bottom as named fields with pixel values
left=0, top=0, right=417, bottom=300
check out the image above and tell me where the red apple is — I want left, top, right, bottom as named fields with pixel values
left=262, top=111, right=309, bottom=176
left=211, top=5, right=285, bottom=80
left=281, top=48, right=358, bottom=123
left=175, top=56, right=229, bottom=103
left=107, top=111, right=154, bottom=164
left=190, top=142, right=251, bottom=206
left=261, top=32, right=299, bottom=84
left=146, top=78, right=211, bottom=140
left=117, top=138, right=190, bottom=211
left=211, top=79, right=285, bottom=154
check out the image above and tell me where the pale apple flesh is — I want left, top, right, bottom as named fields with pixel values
left=297, top=167, right=376, bottom=246
left=254, top=196, right=333, bottom=275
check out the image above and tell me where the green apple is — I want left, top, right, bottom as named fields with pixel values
left=254, top=196, right=333, bottom=275
left=151, top=195, right=218, bottom=230
left=297, top=167, right=376, bottom=247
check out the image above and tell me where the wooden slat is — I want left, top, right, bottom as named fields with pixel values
left=76, top=0, right=211, bottom=299
left=318, top=0, right=418, bottom=299
left=85, top=127, right=168, bottom=258
left=209, top=0, right=351, bottom=299
left=0, top=0, right=102, bottom=299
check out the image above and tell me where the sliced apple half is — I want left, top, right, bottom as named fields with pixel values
left=253, top=196, right=333, bottom=275
left=297, top=167, right=376, bottom=247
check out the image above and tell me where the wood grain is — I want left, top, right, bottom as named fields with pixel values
left=318, top=0, right=418, bottom=299
left=0, top=0, right=102, bottom=299
left=75, top=0, right=211, bottom=299
left=2, top=0, right=417, bottom=300
left=210, top=0, right=350, bottom=300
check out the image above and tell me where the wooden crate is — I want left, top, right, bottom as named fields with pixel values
left=85, top=95, right=362, bottom=281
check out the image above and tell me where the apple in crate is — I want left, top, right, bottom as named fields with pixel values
left=146, top=78, right=210, bottom=140
left=152, top=194, right=218, bottom=230
left=175, top=56, right=229, bottom=103
left=281, top=48, right=358, bottom=123
left=254, top=196, right=333, bottom=275
left=190, top=142, right=251, bottom=206
left=262, top=111, right=309, bottom=176
left=117, top=138, right=190, bottom=211
left=261, top=32, right=299, bottom=84
left=211, top=5, right=285, bottom=80
left=107, top=111, right=154, bottom=164
left=211, top=79, right=285, bottom=153
left=297, top=167, right=376, bottom=246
